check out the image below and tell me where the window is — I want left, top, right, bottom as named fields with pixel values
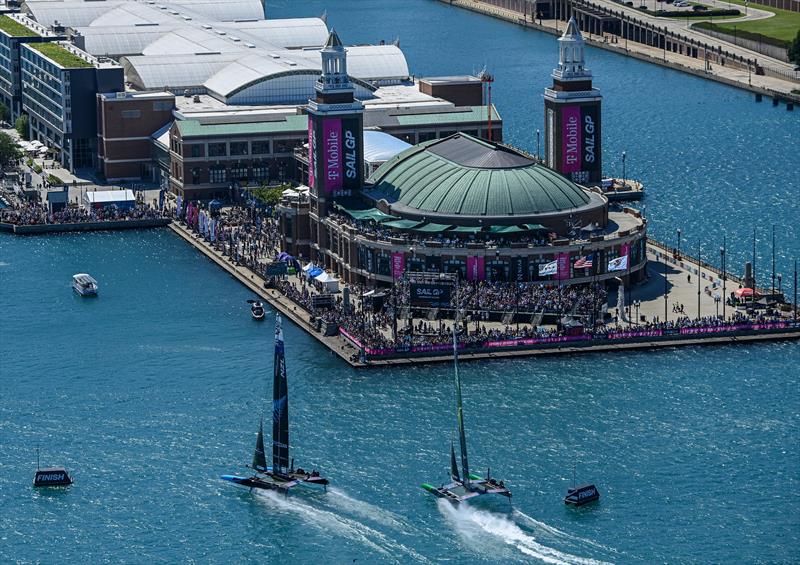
left=208, top=143, right=226, bottom=157
left=209, top=165, right=226, bottom=183
left=251, top=140, right=270, bottom=155
left=273, top=139, right=297, bottom=153
left=121, top=110, right=141, bottom=119
left=230, top=141, right=248, bottom=156
left=153, top=101, right=173, bottom=111
left=191, top=168, right=200, bottom=184
left=230, top=164, right=248, bottom=180
left=190, top=144, right=202, bottom=158
left=252, top=164, right=268, bottom=180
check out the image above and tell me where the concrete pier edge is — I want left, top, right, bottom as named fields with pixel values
left=169, top=221, right=799, bottom=369
left=437, top=0, right=800, bottom=104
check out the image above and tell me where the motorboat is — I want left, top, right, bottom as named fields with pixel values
left=221, top=314, right=328, bottom=493
left=422, top=323, right=511, bottom=507
left=72, top=273, right=98, bottom=296
left=247, top=299, right=265, bottom=321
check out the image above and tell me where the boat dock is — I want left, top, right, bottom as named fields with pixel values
left=169, top=221, right=799, bottom=369
left=0, top=218, right=170, bottom=235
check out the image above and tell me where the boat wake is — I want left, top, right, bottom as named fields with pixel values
left=325, top=487, right=410, bottom=531
left=438, top=500, right=612, bottom=565
left=513, top=510, right=615, bottom=553
left=253, top=490, right=431, bottom=563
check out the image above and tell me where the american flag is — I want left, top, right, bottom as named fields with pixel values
left=574, top=254, right=594, bottom=269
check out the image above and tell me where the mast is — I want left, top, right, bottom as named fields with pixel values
left=452, top=324, right=470, bottom=484
left=450, top=440, right=461, bottom=482
left=272, top=314, right=290, bottom=474
left=252, top=419, right=267, bottom=471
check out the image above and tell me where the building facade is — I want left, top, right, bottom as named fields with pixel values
left=20, top=41, right=123, bottom=171
left=0, top=14, right=60, bottom=121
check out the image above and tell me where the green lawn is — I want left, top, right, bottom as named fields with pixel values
left=708, top=0, right=800, bottom=42
left=0, top=15, right=39, bottom=37
left=29, top=42, right=93, bottom=69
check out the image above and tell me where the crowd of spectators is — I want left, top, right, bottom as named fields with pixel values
left=0, top=201, right=165, bottom=225
left=175, top=201, right=791, bottom=359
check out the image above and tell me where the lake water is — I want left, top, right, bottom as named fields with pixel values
left=2, top=1, right=799, bottom=563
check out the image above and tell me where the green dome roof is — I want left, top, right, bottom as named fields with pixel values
left=365, top=133, right=593, bottom=220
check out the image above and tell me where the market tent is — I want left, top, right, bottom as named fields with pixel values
left=383, top=219, right=421, bottom=230
left=524, top=223, right=546, bottom=231
left=488, top=225, right=526, bottom=234
left=413, top=222, right=452, bottom=233
left=450, top=225, right=482, bottom=233
left=83, top=189, right=136, bottom=210
left=314, top=271, right=340, bottom=293
left=734, top=287, right=758, bottom=298
left=308, top=267, right=324, bottom=278
left=302, top=262, right=316, bottom=272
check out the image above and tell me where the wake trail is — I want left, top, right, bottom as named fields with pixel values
left=253, top=490, right=431, bottom=564
left=439, top=501, right=613, bottom=565
left=513, top=509, right=615, bottom=553
left=325, top=487, right=411, bottom=530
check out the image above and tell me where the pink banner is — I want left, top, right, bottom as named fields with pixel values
left=322, top=118, right=342, bottom=194
left=307, top=115, right=315, bottom=189
left=561, top=106, right=581, bottom=173
left=556, top=252, right=571, bottom=280
left=621, top=243, right=630, bottom=258
left=466, top=256, right=485, bottom=281
left=391, top=252, right=405, bottom=280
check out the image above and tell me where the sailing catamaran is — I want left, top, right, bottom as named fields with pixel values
left=221, top=314, right=328, bottom=492
left=422, top=326, right=511, bottom=506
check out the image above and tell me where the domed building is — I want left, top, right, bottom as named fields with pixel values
left=278, top=29, right=647, bottom=287
left=364, top=133, right=607, bottom=235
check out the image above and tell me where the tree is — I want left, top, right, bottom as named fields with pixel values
left=251, top=184, right=286, bottom=206
left=0, top=131, right=22, bottom=167
left=15, top=114, right=29, bottom=141
left=789, top=29, right=800, bottom=65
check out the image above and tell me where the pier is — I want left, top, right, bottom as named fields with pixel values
left=0, top=218, right=170, bottom=235
left=169, top=220, right=799, bottom=368
left=436, top=0, right=800, bottom=104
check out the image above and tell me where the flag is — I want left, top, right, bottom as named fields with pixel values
left=575, top=254, right=594, bottom=269
left=607, top=255, right=629, bottom=272
left=538, top=260, right=558, bottom=276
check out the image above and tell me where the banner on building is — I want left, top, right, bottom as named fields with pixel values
left=561, top=106, right=581, bottom=174
left=321, top=118, right=342, bottom=194
left=409, top=283, right=452, bottom=308
left=391, top=252, right=405, bottom=280
left=466, top=256, right=485, bottom=281
left=539, top=260, right=558, bottom=276
left=307, top=114, right=316, bottom=189
left=556, top=252, right=571, bottom=280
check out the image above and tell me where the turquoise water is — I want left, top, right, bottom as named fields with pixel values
left=2, top=2, right=800, bottom=562
left=1, top=230, right=798, bottom=563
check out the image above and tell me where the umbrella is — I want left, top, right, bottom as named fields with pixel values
left=734, top=287, right=757, bottom=298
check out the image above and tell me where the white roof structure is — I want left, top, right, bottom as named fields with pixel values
left=363, top=131, right=412, bottom=163
left=22, top=0, right=412, bottom=106
left=84, top=189, right=136, bottom=203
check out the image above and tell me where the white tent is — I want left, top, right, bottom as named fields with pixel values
left=302, top=262, right=316, bottom=273
left=314, top=271, right=340, bottom=293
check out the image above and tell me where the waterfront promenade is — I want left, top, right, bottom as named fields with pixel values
left=168, top=218, right=799, bottom=368
left=440, top=0, right=800, bottom=102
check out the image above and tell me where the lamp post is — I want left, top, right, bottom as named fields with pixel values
left=536, top=129, right=541, bottom=161
left=697, top=240, right=702, bottom=321
left=663, top=251, right=668, bottom=322
left=634, top=300, right=641, bottom=324
left=621, top=151, right=627, bottom=189
left=676, top=228, right=682, bottom=258
left=771, top=224, right=776, bottom=295
left=720, top=237, right=726, bottom=321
